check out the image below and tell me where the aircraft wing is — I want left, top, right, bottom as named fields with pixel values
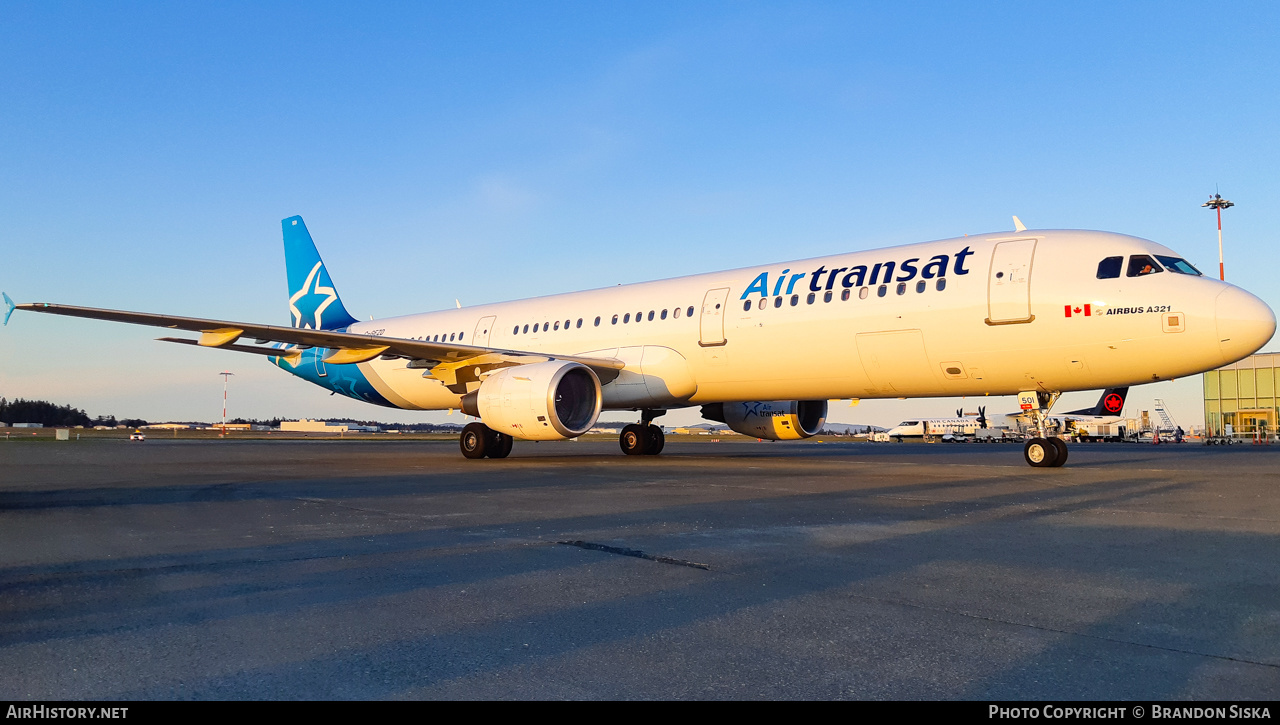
left=12, top=302, right=626, bottom=379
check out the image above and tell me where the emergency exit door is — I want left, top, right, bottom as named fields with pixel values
left=699, top=288, right=730, bottom=346
left=987, top=239, right=1037, bottom=324
left=472, top=316, right=496, bottom=348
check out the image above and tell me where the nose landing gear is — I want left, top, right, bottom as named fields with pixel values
left=1024, top=436, right=1068, bottom=467
left=1020, top=390, right=1068, bottom=468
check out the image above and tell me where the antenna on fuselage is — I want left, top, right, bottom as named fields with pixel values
left=1013, top=216, right=1027, bottom=232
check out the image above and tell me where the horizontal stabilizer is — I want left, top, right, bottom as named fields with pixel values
left=159, top=337, right=302, bottom=365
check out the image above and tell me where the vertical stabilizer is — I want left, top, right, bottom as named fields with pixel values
left=282, top=216, right=359, bottom=330
left=1067, top=387, right=1129, bottom=416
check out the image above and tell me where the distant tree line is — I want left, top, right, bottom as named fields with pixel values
left=0, top=398, right=147, bottom=428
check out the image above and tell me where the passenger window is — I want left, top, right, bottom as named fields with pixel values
left=1096, top=256, right=1123, bottom=279
left=824, top=291, right=833, bottom=303
left=790, top=294, right=799, bottom=306
left=936, top=278, right=946, bottom=291
left=661, top=309, right=668, bottom=320
left=915, top=280, right=926, bottom=293
left=806, top=292, right=815, bottom=304
left=896, top=282, right=906, bottom=295
left=594, top=316, right=601, bottom=327
left=1154, top=255, right=1202, bottom=276
left=554, top=321, right=560, bottom=331
left=636, top=311, right=643, bottom=322
left=673, top=307, right=682, bottom=319
left=687, top=306, right=695, bottom=317
left=624, top=313, right=631, bottom=323
left=743, top=300, right=752, bottom=312
left=841, top=289, right=850, bottom=301
left=648, top=311, right=654, bottom=321
left=523, top=324, right=529, bottom=334
left=758, top=298, right=766, bottom=310
left=513, top=326, right=519, bottom=335
left=774, top=296, right=783, bottom=308
left=1127, top=255, right=1163, bottom=277
left=449, top=333, right=455, bottom=341
left=564, top=319, right=570, bottom=329
left=859, top=287, right=869, bottom=299
left=459, top=332, right=464, bottom=340
left=877, top=285, right=887, bottom=297
left=611, top=315, right=618, bottom=325
left=576, top=318, right=583, bottom=328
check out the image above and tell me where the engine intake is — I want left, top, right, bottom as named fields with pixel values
left=702, top=400, right=827, bottom=440
left=464, top=361, right=602, bottom=441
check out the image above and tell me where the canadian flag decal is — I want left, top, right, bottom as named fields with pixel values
left=1064, top=304, right=1092, bottom=318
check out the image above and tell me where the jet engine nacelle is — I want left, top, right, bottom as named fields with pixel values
left=463, top=360, right=602, bottom=441
left=702, top=400, right=827, bottom=440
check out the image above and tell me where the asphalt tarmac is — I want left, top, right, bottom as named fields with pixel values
left=1, top=437, right=1278, bottom=700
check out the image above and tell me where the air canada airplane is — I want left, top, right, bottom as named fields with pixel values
left=4, top=216, right=1274, bottom=467
left=885, top=387, right=1130, bottom=440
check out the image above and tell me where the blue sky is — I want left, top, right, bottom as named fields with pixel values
left=2, top=2, right=1277, bottom=428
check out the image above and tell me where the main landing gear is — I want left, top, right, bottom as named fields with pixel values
left=620, top=409, right=666, bottom=456
left=1021, top=390, right=1068, bottom=468
left=459, top=422, right=513, bottom=460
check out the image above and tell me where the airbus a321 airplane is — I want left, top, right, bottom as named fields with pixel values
left=4, top=216, right=1274, bottom=467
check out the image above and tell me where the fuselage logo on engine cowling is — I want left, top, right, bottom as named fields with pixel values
left=742, top=402, right=785, bottom=418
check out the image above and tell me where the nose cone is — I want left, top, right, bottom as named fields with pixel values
left=1216, top=286, right=1276, bottom=364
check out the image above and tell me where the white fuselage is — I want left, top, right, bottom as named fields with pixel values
left=885, top=418, right=984, bottom=438
left=336, top=230, right=1274, bottom=411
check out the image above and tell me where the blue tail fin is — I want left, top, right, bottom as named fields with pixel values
left=283, top=216, right=359, bottom=330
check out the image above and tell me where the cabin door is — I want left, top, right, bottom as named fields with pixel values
left=699, top=288, right=730, bottom=346
left=987, top=239, right=1037, bottom=324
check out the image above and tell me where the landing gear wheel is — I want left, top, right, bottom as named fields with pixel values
left=1024, top=437, right=1059, bottom=468
left=1048, top=437, right=1068, bottom=467
left=646, top=426, right=665, bottom=455
left=460, top=422, right=490, bottom=459
left=620, top=424, right=651, bottom=456
left=486, top=429, right=513, bottom=459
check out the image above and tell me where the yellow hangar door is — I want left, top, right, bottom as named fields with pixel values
left=987, top=239, right=1037, bottom=325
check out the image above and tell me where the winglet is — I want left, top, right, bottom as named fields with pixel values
left=2, top=293, right=14, bottom=326
left=1013, top=215, right=1027, bottom=232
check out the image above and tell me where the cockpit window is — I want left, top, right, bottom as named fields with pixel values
left=1154, top=255, right=1202, bottom=276
left=899, top=421, right=919, bottom=426
left=1096, top=256, right=1123, bottom=279
left=1126, top=255, right=1163, bottom=277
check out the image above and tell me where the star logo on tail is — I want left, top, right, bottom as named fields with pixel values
left=288, top=261, right=339, bottom=329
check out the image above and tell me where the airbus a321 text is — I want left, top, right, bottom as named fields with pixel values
left=4, top=216, right=1273, bottom=467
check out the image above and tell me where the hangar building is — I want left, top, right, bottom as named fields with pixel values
left=1203, top=352, right=1279, bottom=438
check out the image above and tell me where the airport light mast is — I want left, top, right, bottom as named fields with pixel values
left=1202, top=192, right=1234, bottom=281
left=219, top=371, right=234, bottom=436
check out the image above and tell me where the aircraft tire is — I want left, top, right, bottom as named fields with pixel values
left=487, top=430, right=513, bottom=459
left=646, top=426, right=665, bottom=455
left=1049, top=437, right=1068, bottom=467
left=620, top=424, right=650, bottom=456
left=460, top=422, right=490, bottom=459
left=1023, top=437, right=1059, bottom=467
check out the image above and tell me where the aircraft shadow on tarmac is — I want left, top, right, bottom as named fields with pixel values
left=2, top=445, right=1277, bottom=699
